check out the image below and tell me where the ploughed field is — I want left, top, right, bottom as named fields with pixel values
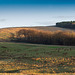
left=0, top=42, right=75, bottom=74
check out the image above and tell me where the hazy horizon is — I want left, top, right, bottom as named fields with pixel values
left=0, top=0, right=75, bottom=28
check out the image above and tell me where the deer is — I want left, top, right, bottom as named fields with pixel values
left=63, top=52, right=68, bottom=56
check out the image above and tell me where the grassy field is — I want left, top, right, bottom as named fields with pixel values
left=0, top=42, right=75, bottom=74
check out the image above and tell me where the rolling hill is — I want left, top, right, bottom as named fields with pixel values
left=0, top=26, right=74, bottom=41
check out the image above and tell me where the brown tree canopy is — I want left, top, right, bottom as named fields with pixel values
left=10, top=29, right=75, bottom=46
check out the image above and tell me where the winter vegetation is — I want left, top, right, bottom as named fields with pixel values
left=9, top=28, right=75, bottom=45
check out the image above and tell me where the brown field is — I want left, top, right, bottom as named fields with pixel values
left=31, top=26, right=75, bottom=31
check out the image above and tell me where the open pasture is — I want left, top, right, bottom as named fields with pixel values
left=0, top=42, right=75, bottom=74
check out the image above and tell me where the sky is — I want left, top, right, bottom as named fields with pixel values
left=0, top=0, right=75, bottom=28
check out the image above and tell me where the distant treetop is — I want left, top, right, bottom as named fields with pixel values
left=56, top=21, right=75, bottom=29
left=57, top=21, right=75, bottom=24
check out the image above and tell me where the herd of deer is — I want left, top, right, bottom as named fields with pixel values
left=56, top=48, right=72, bottom=56
left=41, top=47, right=73, bottom=57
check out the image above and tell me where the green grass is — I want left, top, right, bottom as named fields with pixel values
left=0, top=42, right=75, bottom=74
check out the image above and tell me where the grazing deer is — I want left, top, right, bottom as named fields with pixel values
left=64, top=48, right=66, bottom=51
left=70, top=48, right=72, bottom=51
left=63, top=52, right=68, bottom=56
left=58, top=48, right=60, bottom=52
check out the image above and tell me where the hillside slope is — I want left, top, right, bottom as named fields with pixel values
left=0, top=26, right=74, bottom=41
left=32, top=26, right=75, bottom=31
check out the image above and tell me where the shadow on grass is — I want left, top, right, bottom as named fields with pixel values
left=0, top=70, right=20, bottom=73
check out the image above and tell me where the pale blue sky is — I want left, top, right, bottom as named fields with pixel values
left=0, top=0, right=75, bottom=28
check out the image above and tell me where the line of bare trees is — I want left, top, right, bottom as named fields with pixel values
left=9, top=29, right=75, bottom=45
